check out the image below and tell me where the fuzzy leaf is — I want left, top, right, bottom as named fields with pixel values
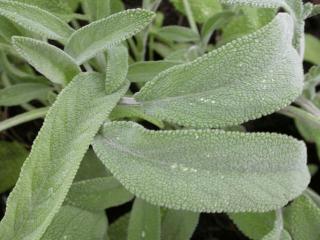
left=41, top=205, right=107, bottom=240
left=154, top=26, right=200, bottom=43
left=135, top=14, right=303, bottom=128
left=108, top=214, right=129, bottom=240
left=0, top=0, right=74, bottom=43
left=93, top=121, right=309, bottom=212
left=0, top=73, right=128, bottom=240
left=12, top=37, right=80, bottom=85
left=161, top=210, right=199, bottom=240
left=0, top=16, right=22, bottom=43
left=128, top=198, right=161, bottom=240
left=0, top=141, right=28, bottom=193
left=0, top=83, right=51, bottom=106
left=65, top=177, right=134, bottom=211
left=82, top=0, right=111, bottom=21
left=65, top=9, right=155, bottom=64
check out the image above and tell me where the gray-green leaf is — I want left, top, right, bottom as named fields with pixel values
left=135, top=14, right=303, bottom=128
left=12, top=37, right=80, bottom=85
left=93, top=121, right=309, bottom=212
left=65, top=9, right=155, bottom=64
left=0, top=73, right=128, bottom=240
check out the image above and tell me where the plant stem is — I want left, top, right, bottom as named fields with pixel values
left=0, top=107, right=49, bottom=133
left=182, top=0, right=199, bottom=35
left=295, top=96, right=320, bottom=117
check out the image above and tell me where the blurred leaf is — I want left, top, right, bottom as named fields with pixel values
left=154, top=26, right=200, bottom=43
left=108, top=214, right=130, bottom=240
left=304, top=34, right=320, bottom=65
left=0, top=16, right=22, bottom=43
left=82, top=0, right=111, bottom=21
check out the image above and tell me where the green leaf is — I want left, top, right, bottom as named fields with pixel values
left=93, top=121, right=309, bottom=212
left=0, top=73, right=128, bottom=240
left=161, top=209, right=199, bottom=240
left=65, top=9, right=155, bottom=64
left=65, top=177, right=134, bottom=211
left=41, top=205, right=107, bottom=240
left=135, top=14, right=303, bottom=128
left=304, top=34, right=320, bottom=65
left=170, top=0, right=222, bottom=23
left=154, top=26, right=200, bottom=43
left=127, top=61, right=179, bottom=83
left=0, top=0, right=74, bottom=43
left=0, top=83, right=51, bottom=106
left=105, top=45, right=128, bottom=94
left=128, top=198, right=161, bottom=240
left=12, top=37, right=80, bottom=85
left=108, top=214, right=130, bottom=240
left=284, top=195, right=320, bottom=240
left=82, top=0, right=111, bottom=21
left=0, top=16, right=22, bottom=43
left=0, top=141, right=28, bottom=193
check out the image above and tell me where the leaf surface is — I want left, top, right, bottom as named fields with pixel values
left=65, top=9, right=155, bottom=64
left=93, top=121, right=309, bottom=212
left=0, top=73, right=128, bottom=240
left=135, top=14, right=303, bottom=128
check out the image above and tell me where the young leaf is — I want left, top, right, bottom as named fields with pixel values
left=105, top=45, right=128, bottom=94
left=135, top=14, right=303, bottom=128
left=12, top=37, right=80, bottom=85
left=93, top=121, right=309, bottom=213
left=128, top=198, right=161, bottom=240
left=0, top=141, right=28, bottom=193
left=65, top=9, right=155, bottom=64
left=0, top=0, right=74, bottom=43
left=0, top=73, right=128, bottom=240
left=41, top=205, right=107, bottom=240
left=161, top=210, right=199, bottom=240
left=154, top=26, right=200, bottom=43
left=65, top=177, right=134, bottom=211
left=0, top=83, right=51, bottom=106
left=127, top=61, right=179, bottom=83
left=284, top=195, right=320, bottom=240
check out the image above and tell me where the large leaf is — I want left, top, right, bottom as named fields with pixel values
left=41, top=205, right=107, bottom=240
left=0, top=83, right=51, bottom=106
left=0, top=0, right=74, bottom=43
left=65, top=9, right=155, bottom=64
left=12, top=37, right=80, bottom=85
left=65, top=177, right=134, bottom=211
left=135, top=14, right=303, bottom=128
left=0, top=73, right=128, bottom=240
left=93, top=121, right=309, bottom=212
left=0, top=141, right=28, bottom=193
left=127, top=198, right=161, bottom=240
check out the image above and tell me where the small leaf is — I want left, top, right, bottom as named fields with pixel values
left=65, top=177, right=134, bottom=211
left=0, top=73, right=128, bottom=240
left=0, top=0, right=74, bottom=43
left=0, top=83, right=51, bottom=106
left=0, top=141, right=28, bottom=193
left=154, top=26, right=200, bottom=43
left=12, top=37, right=80, bottom=85
left=93, top=121, right=309, bottom=212
left=128, top=198, right=161, bottom=240
left=127, top=60, right=179, bottom=83
left=304, top=34, right=320, bottom=65
left=161, top=209, right=199, bottom=240
left=41, top=205, right=108, bottom=240
left=135, top=14, right=303, bottom=128
left=65, top=9, right=155, bottom=64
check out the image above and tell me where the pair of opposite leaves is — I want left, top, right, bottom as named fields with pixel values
left=0, top=10, right=309, bottom=240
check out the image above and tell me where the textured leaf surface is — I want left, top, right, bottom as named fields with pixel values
left=135, top=14, right=303, bottom=128
left=161, top=209, right=199, bottom=240
left=65, top=9, right=155, bottom=64
left=93, top=121, right=309, bottom=212
left=82, top=0, right=111, bottom=21
left=65, top=177, right=133, bottom=211
left=0, top=83, right=51, bottom=106
left=41, top=205, right=107, bottom=240
left=128, top=198, right=161, bottom=240
left=0, top=73, right=128, bottom=240
left=0, top=0, right=74, bottom=43
left=0, top=141, right=28, bottom=193
left=12, top=37, right=80, bottom=85
left=284, top=195, right=320, bottom=240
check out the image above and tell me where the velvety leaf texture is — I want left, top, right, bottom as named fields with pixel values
left=65, top=9, right=155, bottom=64
left=135, top=14, right=303, bottom=128
left=0, top=73, right=128, bottom=240
left=12, top=37, right=80, bottom=85
left=93, top=121, right=310, bottom=213
left=0, top=0, right=74, bottom=43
